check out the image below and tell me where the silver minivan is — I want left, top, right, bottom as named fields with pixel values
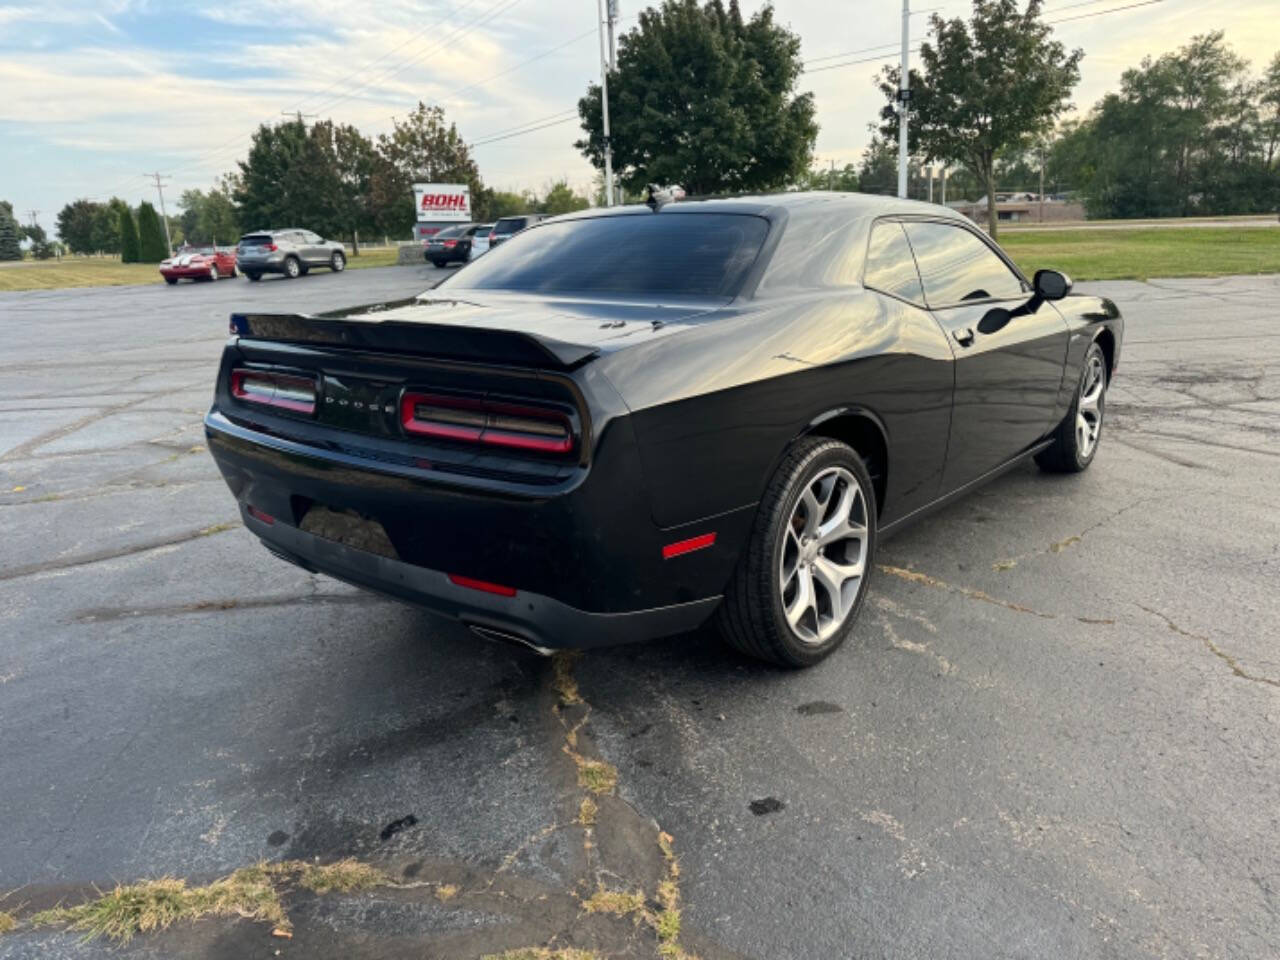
left=237, top=229, right=347, bottom=281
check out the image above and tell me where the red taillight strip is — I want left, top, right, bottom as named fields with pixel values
left=230, top=368, right=317, bottom=415
left=662, top=532, right=716, bottom=559
left=448, top=574, right=517, bottom=597
left=401, top=392, right=574, bottom=454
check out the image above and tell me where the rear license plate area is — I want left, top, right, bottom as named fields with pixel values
left=296, top=501, right=398, bottom=559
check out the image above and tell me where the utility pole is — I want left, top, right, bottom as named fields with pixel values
left=897, top=0, right=910, bottom=199
left=282, top=111, right=318, bottom=126
left=940, top=165, right=947, bottom=205
left=830, top=158, right=836, bottom=191
left=926, top=166, right=933, bottom=203
left=596, top=0, right=614, bottom=207
left=1038, top=146, right=1046, bottom=223
left=143, top=172, right=173, bottom=254
left=606, top=0, right=619, bottom=69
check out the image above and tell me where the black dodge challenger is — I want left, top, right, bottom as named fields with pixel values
left=205, top=192, right=1122, bottom=667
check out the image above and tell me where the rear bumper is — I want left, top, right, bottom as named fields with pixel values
left=240, top=502, right=719, bottom=649
left=205, top=408, right=748, bottom=648
left=238, top=255, right=286, bottom=273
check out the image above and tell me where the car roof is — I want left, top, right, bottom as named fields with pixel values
left=548, top=190, right=967, bottom=224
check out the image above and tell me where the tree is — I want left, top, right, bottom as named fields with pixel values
left=878, top=0, right=1082, bottom=237
left=136, top=201, right=168, bottom=261
left=309, top=121, right=377, bottom=251
left=0, top=202, right=21, bottom=261
left=539, top=179, right=591, bottom=216
left=22, top=222, right=55, bottom=260
left=1262, top=52, right=1280, bottom=167
left=793, top=162, right=860, bottom=192
left=475, top=188, right=536, bottom=221
left=57, top=200, right=101, bottom=255
left=94, top=198, right=129, bottom=254
left=235, top=117, right=311, bottom=232
left=118, top=205, right=140, bottom=263
left=373, top=103, right=483, bottom=238
left=576, top=0, right=817, bottom=196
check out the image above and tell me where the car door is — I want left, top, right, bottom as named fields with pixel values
left=902, top=219, right=1068, bottom=491
left=299, top=230, right=326, bottom=265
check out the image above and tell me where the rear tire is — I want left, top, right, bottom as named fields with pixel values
left=1036, top=341, right=1107, bottom=473
left=717, top=437, right=877, bottom=668
left=283, top=257, right=301, bottom=279
left=245, top=271, right=261, bottom=282
left=208, top=265, right=219, bottom=282
left=164, top=276, right=178, bottom=285
left=330, top=251, right=346, bottom=272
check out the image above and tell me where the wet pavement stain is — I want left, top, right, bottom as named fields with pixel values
left=749, top=798, right=785, bottom=816
left=795, top=701, right=844, bottom=716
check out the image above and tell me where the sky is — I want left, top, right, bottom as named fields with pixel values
left=1, top=0, right=1275, bottom=236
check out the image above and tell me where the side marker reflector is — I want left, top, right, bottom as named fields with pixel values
left=448, top=574, right=517, bottom=597
left=662, top=532, right=716, bottom=559
left=246, top=505, right=276, bottom=525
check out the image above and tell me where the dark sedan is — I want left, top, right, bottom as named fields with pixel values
left=205, top=193, right=1122, bottom=667
left=424, top=223, right=487, bottom=267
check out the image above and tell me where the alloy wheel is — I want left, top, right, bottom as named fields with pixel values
left=1077, top=352, right=1106, bottom=459
left=778, top=466, right=869, bottom=645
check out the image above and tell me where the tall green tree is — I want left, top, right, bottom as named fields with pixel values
left=136, top=201, right=168, bottom=261
left=1262, top=52, right=1280, bottom=168
left=235, top=117, right=311, bottom=231
left=118, top=205, right=140, bottom=263
left=57, top=199, right=101, bottom=254
left=878, top=0, right=1082, bottom=237
left=22, top=222, right=55, bottom=259
left=94, top=199, right=129, bottom=254
left=538, top=179, right=590, bottom=216
left=372, top=103, right=483, bottom=238
left=576, top=0, right=817, bottom=196
left=0, top=202, right=22, bottom=261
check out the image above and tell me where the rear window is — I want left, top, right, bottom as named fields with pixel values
left=239, top=234, right=272, bottom=245
left=493, top=218, right=527, bottom=235
left=435, top=226, right=468, bottom=238
left=442, top=213, right=769, bottom=298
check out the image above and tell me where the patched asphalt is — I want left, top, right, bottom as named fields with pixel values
left=0, top=267, right=1277, bottom=959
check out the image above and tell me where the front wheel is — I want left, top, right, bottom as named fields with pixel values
left=330, top=251, right=346, bottom=272
left=207, top=265, right=219, bottom=282
left=163, top=276, right=178, bottom=285
left=717, top=438, right=877, bottom=667
left=1036, top=341, right=1107, bottom=473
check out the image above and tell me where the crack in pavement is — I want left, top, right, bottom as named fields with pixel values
left=71, top=592, right=382, bottom=623
left=1135, top=604, right=1280, bottom=690
left=990, top=497, right=1160, bottom=572
left=0, top=521, right=239, bottom=582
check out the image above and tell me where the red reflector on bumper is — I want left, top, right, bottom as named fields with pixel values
left=448, top=574, right=517, bottom=597
left=662, top=532, right=716, bottom=559
left=246, top=505, right=275, bottom=525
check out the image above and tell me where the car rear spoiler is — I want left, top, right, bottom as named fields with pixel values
left=229, top=306, right=600, bottom=370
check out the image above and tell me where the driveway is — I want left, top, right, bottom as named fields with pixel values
left=1, top=270, right=1277, bottom=959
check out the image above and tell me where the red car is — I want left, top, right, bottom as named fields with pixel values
left=160, top=246, right=238, bottom=284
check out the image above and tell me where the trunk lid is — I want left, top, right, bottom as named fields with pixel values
left=231, top=293, right=721, bottom=370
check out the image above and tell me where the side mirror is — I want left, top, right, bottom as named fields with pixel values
left=1033, top=269, right=1072, bottom=301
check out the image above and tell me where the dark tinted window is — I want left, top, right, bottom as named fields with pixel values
left=436, top=225, right=468, bottom=238
left=493, top=218, right=527, bottom=235
left=863, top=221, right=923, bottom=304
left=444, top=213, right=769, bottom=298
left=903, top=221, right=1025, bottom=306
left=239, top=234, right=272, bottom=245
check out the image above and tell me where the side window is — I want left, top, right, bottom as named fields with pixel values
left=301, top=231, right=321, bottom=244
left=863, top=221, right=924, bottom=305
left=902, top=221, right=1025, bottom=306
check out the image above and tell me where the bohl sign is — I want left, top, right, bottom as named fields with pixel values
left=412, top=183, right=471, bottom=222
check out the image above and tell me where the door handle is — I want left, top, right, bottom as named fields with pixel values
left=953, top=327, right=975, bottom=347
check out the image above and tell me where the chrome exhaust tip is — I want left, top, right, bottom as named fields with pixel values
left=468, top=624, right=555, bottom=657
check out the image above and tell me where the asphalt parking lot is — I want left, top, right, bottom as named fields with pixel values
left=1, top=266, right=1277, bottom=959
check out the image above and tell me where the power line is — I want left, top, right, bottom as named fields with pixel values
left=472, top=110, right=579, bottom=146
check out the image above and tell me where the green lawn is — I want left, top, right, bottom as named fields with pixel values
left=998, top=227, right=1280, bottom=282
left=0, top=247, right=402, bottom=292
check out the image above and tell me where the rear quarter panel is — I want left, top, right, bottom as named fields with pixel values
left=597, top=290, right=955, bottom=529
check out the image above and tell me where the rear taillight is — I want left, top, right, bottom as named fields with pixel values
left=442, top=239, right=457, bottom=247
left=266, top=243, right=278, bottom=252
left=230, top=368, right=317, bottom=415
left=400, top=392, right=573, bottom=454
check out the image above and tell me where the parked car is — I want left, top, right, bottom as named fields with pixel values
left=424, top=223, right=489, bottom=267
left=160, top=245, right=237, bottom=284
left=487, top=213, right=549, bottom=250
left=236, top=229, right=346, bottom=281
left=467, top=224, right=494, bottom=261
left=205, top=193, right=1122, bottom=667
